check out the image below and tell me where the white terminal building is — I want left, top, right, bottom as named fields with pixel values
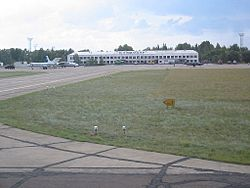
left=67, top=50, right=199, bottom=65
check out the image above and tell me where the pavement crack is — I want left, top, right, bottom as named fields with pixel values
left=92, top=146, right=117, bottom=155
left=146, top=157, right=189, bottom=188
left=0, top=145, right=38, bottom=151
left=45, top=145, right=87, bottom=155
left=0, top=134, right=41, bottom=146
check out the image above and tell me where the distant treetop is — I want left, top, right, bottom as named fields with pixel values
left=114, top=44, right=134, bottom=51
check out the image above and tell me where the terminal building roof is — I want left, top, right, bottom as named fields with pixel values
left=70, top=50, right=198, bottom=56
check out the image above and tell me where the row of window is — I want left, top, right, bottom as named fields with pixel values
left=76, top=55, right=197, bottom=60
left=79, top=59, right=197, bottom=64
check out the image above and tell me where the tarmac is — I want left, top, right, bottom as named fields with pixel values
left=0, top=65, right=250, bottom=187
left=0, top=124, right=250, bottom=188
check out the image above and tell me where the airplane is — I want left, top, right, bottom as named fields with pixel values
left=58, top=61, right=79, bottom=68
left=29, top=56, right=60, bottom=69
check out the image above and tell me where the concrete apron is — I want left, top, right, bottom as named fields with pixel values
left=0, top=124, right=249, bottom=188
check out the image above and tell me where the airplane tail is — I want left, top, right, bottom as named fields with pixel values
left=46, top=56, right=60, bottom=65
left=46, top=56, right=51, bottom=63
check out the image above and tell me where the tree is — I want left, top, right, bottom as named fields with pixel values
left=115, top=44, right=134, bottom=51
left=215, top=43, right=221, bottom=49
left=85, top=58, right=98, bottom=66
left=143, top=47, right=151, bottom=51
left=175, top=42, right=192, bottom=50
left=78, top=49, right=90, bottom=52
left=197, top=41, right=214, bottom=61
left=73, top=54, right=81, bottom=64
left=225, top=50, right=240, bottom=62
left=229, top=44, right=240, bottom=52
left=0, top=49, right=14, bottom=64
left=242, top=50, right=250, bottom=63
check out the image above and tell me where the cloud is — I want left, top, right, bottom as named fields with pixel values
left=131, top=12, right=192, bottom=28
left=0, top=0, right=249, bottom=50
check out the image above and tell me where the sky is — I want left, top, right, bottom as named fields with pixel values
left=0, top=0, right=250, bottom=51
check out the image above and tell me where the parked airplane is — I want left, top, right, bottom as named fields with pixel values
left=29, top=56, right=60, bottom=69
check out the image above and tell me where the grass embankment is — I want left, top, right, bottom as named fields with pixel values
left=0, top=71, right=42, bottom=79
left=0, top=69, right=249, bottom=164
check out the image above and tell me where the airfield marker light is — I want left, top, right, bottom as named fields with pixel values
left=122, top=125, right=126, bottom=135
left=94, top=126, right=98, bottom=135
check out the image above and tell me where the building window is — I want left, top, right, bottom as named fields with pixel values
left=167, top=56, right=170, bottom=59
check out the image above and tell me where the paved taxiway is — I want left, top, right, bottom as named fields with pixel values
left=1, top=64, right=249, bottom=100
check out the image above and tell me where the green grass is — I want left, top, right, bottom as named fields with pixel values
left=0, top=71, right=43, bottom=79
left=0, top=69, right=250, bottom=164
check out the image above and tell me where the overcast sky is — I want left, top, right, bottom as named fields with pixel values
left=0, top=0, right=249, bottom=51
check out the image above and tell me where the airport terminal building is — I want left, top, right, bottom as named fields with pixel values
left=67, top=50, right=199, bottom=65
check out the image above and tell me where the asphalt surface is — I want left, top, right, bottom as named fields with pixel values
left=0, top=65, right=250, bottom=188
left=0, top=124, right=250, bottom=188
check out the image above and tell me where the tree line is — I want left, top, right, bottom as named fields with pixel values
left=0, top=48, right=74, bottom=65
left=1, top=41, right=250, bottom=65
left=174, top=41, right=250, bottom=64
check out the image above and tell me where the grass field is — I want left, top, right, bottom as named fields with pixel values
left=0, top=71, right=42, bottom=79
left=0, top=68, right=250, bottom=164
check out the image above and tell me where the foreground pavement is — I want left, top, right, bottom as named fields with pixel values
left=0, top=124, right=249, bottom=188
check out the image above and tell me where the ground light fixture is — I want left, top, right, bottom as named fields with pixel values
left=94, top=126, right=98, bottom=135
left=122, top=125, right=126, bottom=134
